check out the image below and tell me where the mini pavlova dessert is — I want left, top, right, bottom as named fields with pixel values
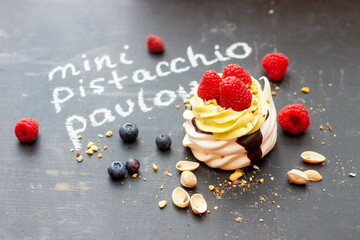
left=183, top=64, right=277, bottom=170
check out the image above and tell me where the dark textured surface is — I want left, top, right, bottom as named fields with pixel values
left=0, top=1, right=359, bottom=239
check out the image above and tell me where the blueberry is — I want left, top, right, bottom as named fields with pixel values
left=126, top=158, right=140, bottom=173
left=108, top=161, right=127, bottom=180
left=156, top=134, right=172, bottom=151
left=119, top=123, right=139, bottom=143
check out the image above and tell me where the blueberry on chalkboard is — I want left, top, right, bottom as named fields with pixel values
left=108, top=161, right=127, bottom=180
left=156, top=134, right=172, bottom=151
left=126, top=158, right=140, bottom=174
left=119, top=123, right=139, bottom=143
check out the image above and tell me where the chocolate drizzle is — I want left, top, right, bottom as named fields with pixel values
left=191, top=109, right=270, bottom=164
left=236, top=130, right=263, bottom=164
left=191, top=118, right=212, bottom=135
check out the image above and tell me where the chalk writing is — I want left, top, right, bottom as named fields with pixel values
left=47, top=42, right=253, bottom=149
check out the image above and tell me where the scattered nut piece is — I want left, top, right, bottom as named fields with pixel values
left=164, top=171, right=172, bottom=177
left=91, top=145, right=99, bottom=152
left=86, top=148, right=94, bottom=155
left=259, top=219, right=264, bottom=222
left=176, top=161, right=200, bottom=171
left=259, top=178, right=264, bottom=183
left=275, top=86, right=280, bottom=91
left=180, top=171, right=197, bottom=188
left=77, top=156, right=83, bottom=162
left=87, top=141, right=94, bottom=148
left=229, top=169, right=244, bottom=181
left=160, top=184, right=164, bottom=190
left=176, top=105, right=180, bottom=109
left=209, top=185, right=215, bottom=191
left=106, top=131, right=113, bottom=137
left=183, top=99, right=190, bottom=104
left=235, top=217, right=242, bottom=222
left=98, top=134, right=103, bottom=138
left=70, top=148, right=75, bottom=152
left=271, top=91, right=276, bottom=96
left=172, top=187, right=190, bottom=208
left=190, top=194, right=207, bottom=214
left=158, top=200, right=167, bottom=209
left=304, top=170, right=322, bottom=181
left=349, top=173, right=356, bottom=177
left=253, top=165, right=259, bottom=170
left=152, top=164, right=158, bottom=171
left=301, top=87, right=310, bottom=93
left=301, top=151, right=326, bottom=163
left=97, top=153, right=102, bottom=158
left=287, top=169, right=309, bottom=184
left=103, top=146, right=108, bottom=150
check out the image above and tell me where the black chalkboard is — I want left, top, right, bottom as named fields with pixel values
left=1, top=0, right=359, bottom=239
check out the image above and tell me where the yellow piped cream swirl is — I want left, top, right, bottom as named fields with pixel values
left=191, top=77, right=268, bottom=140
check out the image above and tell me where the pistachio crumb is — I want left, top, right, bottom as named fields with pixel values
left=259, top=179, right=264, bottom=183
left=271, top=91, right=276, bottom=96
left=209, top=185, right=215, bottom=191
left=106, top=131, right=113, bottom=137
left=152, top=164, right=158, bottom=171
left=86, top=148, right=94, bottom=155
left=87, top=141, right=94, bottom=148
left=158, top=200, right=167, bottom=209
left=70, top=148, right=75, bottom=152
left=301, top=87, right=310, bottom=93
left=98, top=134, right=103, bottom=138
left=77, top=156, right=83, bottom=162
left=97, top=153, right=102, bottom=158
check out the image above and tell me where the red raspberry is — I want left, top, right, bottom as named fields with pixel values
left=278, top=104, right=310, bottom=134
left=222, top=64, right=252, bottom=86
left=197, top=70, right=222, bottom=101
left=262, top=53, right=289, bottom=81
left=14, top=118, right=39, bottom=142
left=219, top=76, right=252, bottom=111
left=147, top=35, right=165, bottom=53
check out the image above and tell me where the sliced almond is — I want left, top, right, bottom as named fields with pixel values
left=301, top=151, right=326, bottom=163
left=172, top=187, right=190, bottom=208
left=176, top=161, right=200, bottom=171
left=190, top=194, right=207, bottom=214
left=287, top=169, right=309, bottom=184
left=304, top=170, right=322, bottom=181
left=180, top=171, right=197, bottom=188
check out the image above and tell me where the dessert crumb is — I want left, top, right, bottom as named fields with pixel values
left=301, top=87, right=310, bottom=93
left=106, top=131, right=113, bottom=137
left=77, top=156, right=83, bottom=162
left=349, top=173, right=356, bottom=177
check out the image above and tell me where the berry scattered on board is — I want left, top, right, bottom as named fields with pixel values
left=156, top=134, right=172, bottom=151
left=119, top=123, right=139, bottom=143
left=262, top=53, right=289, bottom=81
left=147, top=35, right=165, bottom=53
left=14, top=118, right=39, bottom=142
left=278, top=104, right=310, bottom=134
